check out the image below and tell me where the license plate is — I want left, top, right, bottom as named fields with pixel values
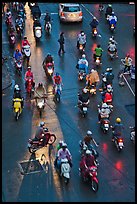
left=104, top=124, right=109, bottom=127
left=83, top=107, right=87, bottom=111
left=119, top=142, right=123, bottom=146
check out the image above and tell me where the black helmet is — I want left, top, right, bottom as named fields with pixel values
left=97, top=44, right=100, bottom=48
left=47, top=53, right=51, bottom=57
left=24, top=36, right=27, bottom=40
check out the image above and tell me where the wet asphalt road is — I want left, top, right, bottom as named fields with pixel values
left=2, top=3, right=135, bottom=202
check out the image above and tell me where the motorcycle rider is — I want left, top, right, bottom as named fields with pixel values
left=108, top=41, right=118, bottom=57
left=90, top=16, right=99, bottom=32
left=5, top=8, right=12, bottom=19
left=13, top=49, right=23, bottom=63
left=82, top=130, right=99, bottom=150
left=104, top=68, right=114, bottom=85
left=94, top=44, right=103, bottom=62
left=53, top=72, right=62, bottom=94
left=44, top=12, right=51, bottom=28
left=77, top=54, right=88, bottom=74
left=43, top=53, right=54, bottom=66
left=78, top=88, right=90, bottom=108
left=34, top=82, right=46, bottom=103
left=98, top=103, right=111, bottom=123
left=15, top=14, right=24, bottom=31
left=25, top=66, right=35, bottom=89
left=123, top=54, right=133, bottom=73
left=54, top=140, right=64, bottom=167
left=105, top=4, right=113, bottom=18
left=56, top=143, right=72, bottom=170
left=108, top=12, right=117, bottom=27
left=108, top=36, right=117, bottom=45
left=79, top=149, right=97, bottom=181
left=102, top=84, right=113, bottom=103
left=13, top=84, right=24, bottom=108
left=86, top=69, right=100, bottom=88
left=77, top=31, right=86, bottom=49
left=22, top=36, right=30, bottom=52
left=112, top=118, right=124, bottom=141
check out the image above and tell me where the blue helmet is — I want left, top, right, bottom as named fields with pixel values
left=56, top=72, right=59, bottom=76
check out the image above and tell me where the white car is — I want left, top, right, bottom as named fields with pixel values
left=59, top=3, right=83, bottom=23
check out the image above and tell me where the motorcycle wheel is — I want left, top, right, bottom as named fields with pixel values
left=48, top=135, right=56, bottom=145
left=64, top=177, right=69, bottom=184
left=55, top=94, right=60, bottom=102
left=39, top=109, right=42, bottom=118
left=91, top=180, right=98, bottom=192
left=15, top=112, right=19, bottom=121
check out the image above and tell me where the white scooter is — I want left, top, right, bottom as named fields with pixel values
left=45, top=21, right=52, bottom=35
left=22, top=45, right=31, bottom=66
left=34, top=26, right=42, bottom=39
left=60, top=158, right=71, bottom=184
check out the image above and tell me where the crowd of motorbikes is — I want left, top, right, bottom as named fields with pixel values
left=3, top=3, right=135, bottom=190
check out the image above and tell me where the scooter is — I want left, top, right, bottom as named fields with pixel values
left=78, top=99, right=89, bottom=117
left=111, top=126, right=124, bottom=151
left=79, top=164, right=99, bottom=192
left=100, top=118, right=110, bottom=133
left=35, top=97, right=45, bottom=118
left=43, top=62, right=54, bottom=78
left=78, top=69, right=86, bottom=81
left=34, top=22, right=42, bottom=40
left=78, top=43, right=85, bottom=54
left=95, top=56, right=101, bottom=68
left=22, top=45, right=31, bottom=66
left=16, top=23, right=23, bottom=37
left=28, top=132, right=56, bottom=153
left=129, top=126, right=135, bottom=144
left=92, top=28, right=98, bottom=37
left=45, top=21, right=52, bottom=35
left=9, top=33, right=16, bottom=47
left=54, top=84, right=62, bottom=102
left=15, top=59, right=22, bottom=76
left=13, top=98, right=23, bottom=121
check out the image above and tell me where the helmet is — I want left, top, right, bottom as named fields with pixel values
left=93, top=16, right=96, bottom=20
left=106, top=68, right=110, bottom=72
left=56, top=72, right=59, bottom=76
left=39, top=121, right=45, bottom=127
left=44, top=128, right=49, bottom=132
left=112, top=12, right=114, bottom=15
left=82, top=54, right=86, bottom=58
left=15, top=84, right=19, bottom=89
left=62, top=143, right=67, bottom=148
left=24, top=36, right=27, bottom=40
left=83, top=88, right=88, bottom=93
left=102, top=103, right=108, bottom=108
left=16, top=49, right=19, bottom=52
left=86, top=150, right=91, bottom=155
left=108, top=4, right=112, bottom=7
left=87, top=130, right=92, bottom=136
left=107, top=85, right=112, bottom=92
left=91, top=69, right=95, bottom=72
left=116, top=118, right=121, bottom=123
left=18, top=14, right=22, bottom=17
left=47, top=53, right=51, bottom=57
left=38, top=82, right=43, bottom=87
left=81, top=32, right=85, bottom=36
left=27, top=66, right=31, bottom=70
left=97, top=44, right=100, bottom=48
left=59, top=140, right=63, bottom=144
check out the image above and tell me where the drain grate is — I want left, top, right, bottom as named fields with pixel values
left=18, top=159, right=44, bottom=175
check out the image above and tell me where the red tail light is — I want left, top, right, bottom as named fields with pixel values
left=118, top=138, right=123, bottom=142
left=79, top=11, right=82, bottom=16
left=61, top=12, right=64, bottom=17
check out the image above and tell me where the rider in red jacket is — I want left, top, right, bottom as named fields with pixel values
left=25, top=66, right=35, bottom=88
left=53, top=72, right=62, bottom=93
left=22, top=36, right=30, bottom=47
left=103, top=85, right=113, bottom=103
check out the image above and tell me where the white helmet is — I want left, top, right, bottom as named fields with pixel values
left=87, top=130, right=92, bottom=136
left=15, top=84, right=19, bottom=89
left=83, top=88, right=88, bottom=93
left=82, top=54, right=86, bottom=58
left=62, top=143, right=67, bottom=148
left=86, top=150, right=91, bottom=155
left=91, top=69, right=95, bottom=72
left=39, top=121, right=45, bottom=127
left=102, top=103, right=108, bottom=108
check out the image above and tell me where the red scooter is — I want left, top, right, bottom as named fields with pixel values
left=26, top=78, right=34, bottom=97
left=43, top=62, right=54, bottom=78
left=79, top=165, right=99, bottom=192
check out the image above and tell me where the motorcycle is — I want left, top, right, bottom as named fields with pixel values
left=26, top=78, right=34, bottom=98
left=100, top=118, right=110, bottom=133
left=78, top=43, right=85, bottom=54
left=13, top=98, right=23, bottom=121
left=85, top=84, right=96, bottom=95
left=9, top=33, right=16, bottom=47
left=15, top=59, right=22, bottom=76
left=5, top=15, right=12, bottom=27
left=92, top=28, right=98, bottom=37
left=95, top=56, right=101, bottom=67
left=54, top=84, right=62, bottom=102
left=111, top=126, right=124, bottom=151
left=79, top=163, right=99, bottom=192
left=43, top=62, right=54, bottom=78
left=28, top=132, right=56, bottom=153
left=79, top=140, right=99, bottom=166
left=109, top=20, right=116, bottom=32
left=45, top=21, right=52, bottom=35
left=56, top=158, right=71, bottom=184
left=78, top=99, right=89, bottom=117
left=22, top=45, right=31, bottom=66
left=34, top=23, right=42, bottom=40
left=16, top=23, right=23, bottom=37
left=129, top=126, right=135, bottom=144
left=78, top=70, right=86, bottom=81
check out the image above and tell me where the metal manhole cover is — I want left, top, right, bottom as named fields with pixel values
left=18, top=159, right=44, bottom=175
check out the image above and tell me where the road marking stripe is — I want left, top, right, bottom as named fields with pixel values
left=122, top=74, right=135, bottom=96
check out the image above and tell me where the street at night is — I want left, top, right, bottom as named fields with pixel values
left=2, top=2, right=135, bottom=202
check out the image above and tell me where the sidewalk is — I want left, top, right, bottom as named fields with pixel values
left=2, top=64, right=12, bottom=91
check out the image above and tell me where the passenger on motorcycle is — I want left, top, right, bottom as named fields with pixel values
left=13, top=84, right=24, bottom=108
left=13, top=49, right=22, bottom=62
left=108, top=41, right=118, bottom=57
left=53, top=72, right=62, bottom=93
left=108, top=12, right=117, bottom=27
left=86, top=69, right=100, bottom=88
left=80, top=149, right=97, bottom=181
left=90, top=16, right=99, bottom=30
left=105, top=4, right=112, bottom=18
left=43, top=53, right=54, bottom=66
left=94, top=44, right=103, bottom=62
left=56, top=143, right=72, bottom=170
left=77, top=54, right=88, bottom=74
left=25, top=66, right=35, bottom=89
left=112, top=118, right=124, bottom=141
left=78, top=88, right=90, bottom=106
left=104, top=68, right=114, bottom=85
left=123, top=54, right=133, bottom=73
left=102, top=84, right=113, bottom=103
left=77, top=31, right=86, bottom=49
left=98, top=103, right=111, bottom=123
left=82, top=130, right=98, bottom=150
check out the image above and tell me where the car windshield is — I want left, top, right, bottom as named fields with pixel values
left=63, top=6, right=80, bottom=12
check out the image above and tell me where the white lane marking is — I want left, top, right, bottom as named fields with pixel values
left=41, top=12, right=58, bottom=15
left=81, top=4, right=99, bottom=22
left=122, top=74, right=135, bottom=97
